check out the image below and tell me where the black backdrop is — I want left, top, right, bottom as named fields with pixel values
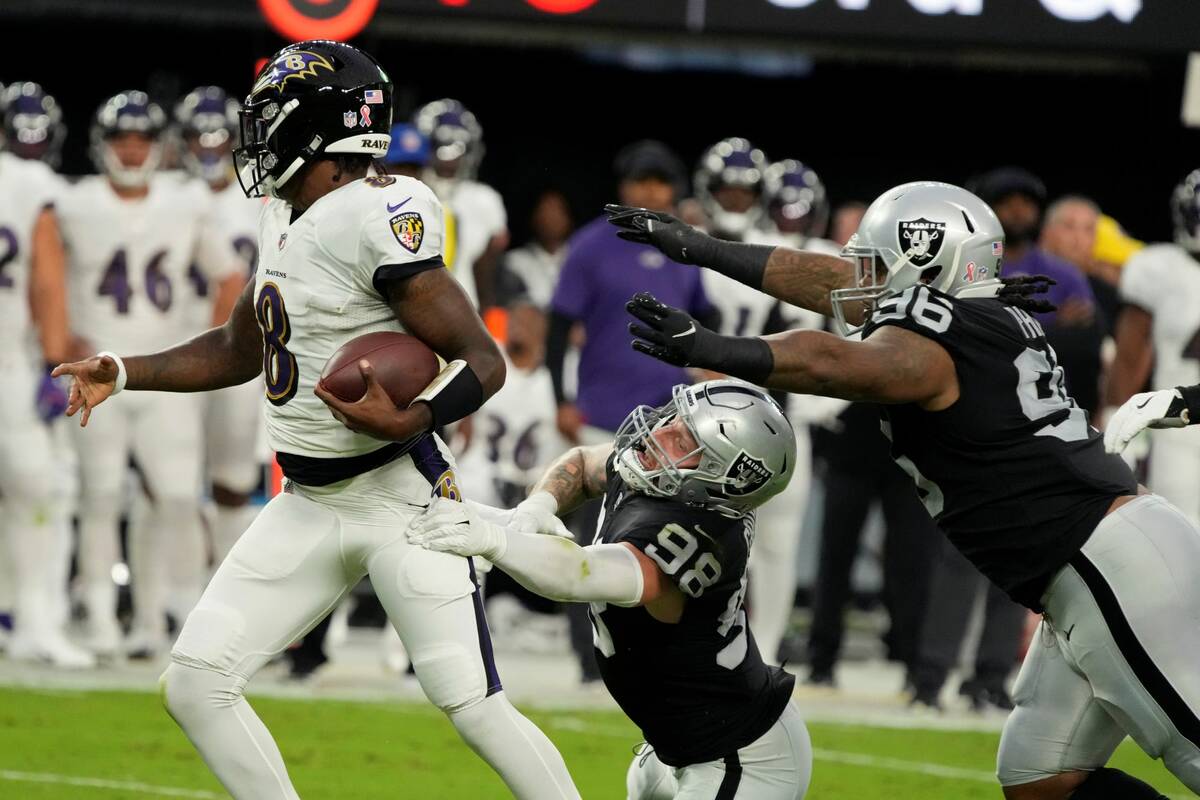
left=6, top=15, right=1196, bottom=246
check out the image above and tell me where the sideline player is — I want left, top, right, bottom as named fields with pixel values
left=54, top=41, right=578, bottom=800
left=1102, top=170, right=1200, bottom=525
left=608, top=183, right=1197, bottom=799
left=175, top=85, right=263, bottom=564
left=56, top=90, right=237, bottom=657
left=0, top=89, right=91, bottom=667
left=411, top=379, right=812, bottom=799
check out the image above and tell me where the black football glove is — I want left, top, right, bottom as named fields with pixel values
left=604, top=204, right=713, bottom=265
left=626, top=292, right=723, bottom=368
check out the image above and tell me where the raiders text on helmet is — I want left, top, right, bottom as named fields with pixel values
left=235, top=40, right=394, bottom=199
left=831, top=181, right=1006, bottom=336
left=613, top=380, right=796, bottom=518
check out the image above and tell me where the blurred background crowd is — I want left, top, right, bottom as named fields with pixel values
left=2, top=0, right=1200, bottom=716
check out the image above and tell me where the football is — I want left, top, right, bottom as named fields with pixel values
left=318, top=331, right=440, bottom=406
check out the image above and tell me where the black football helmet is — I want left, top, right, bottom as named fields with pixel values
left=235, top=39, right=393, bottom=199
left=2, top=82, right=66, bottom=168
left=90, top=90, right=167, bottom=188
left=1172, top=169, right=1200, bottom=253
left=175, top=86, right=240, bottom=185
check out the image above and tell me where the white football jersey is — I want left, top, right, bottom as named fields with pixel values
left=57, top=173, right=236, bottom=355
left=0, top=152, right=63, bottom=346
left=455, top=358, right=566, bottom=507
left=444, top=179, right=507, bottom=307
left=253, top=175, right=445, bottom=459
left=1120, top=243, right=1200, bottom=390
left=504, top=242, right=567, bottom=310
left=182, top=181, right=262, bottom=332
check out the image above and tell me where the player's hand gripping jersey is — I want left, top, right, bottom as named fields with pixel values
left=863, top=284, right=1135, bottom=608
left=589, top=454, right=794, bottom=767
left=254, top=174, right=446, bottom=477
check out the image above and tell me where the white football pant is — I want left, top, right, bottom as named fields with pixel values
left=998, top=495, right=1200, bottom=792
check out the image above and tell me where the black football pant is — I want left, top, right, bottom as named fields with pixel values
left=910, top=535, right=1026, bottom=694
left=807, top=458, right=939, bottom=675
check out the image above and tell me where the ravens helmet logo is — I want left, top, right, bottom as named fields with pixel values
left=251, top=50, right=337, bottom=95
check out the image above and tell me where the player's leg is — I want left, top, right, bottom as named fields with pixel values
left=369, top=539, right=580, bottom=800
left=0, top=358, right=90, bottom=666
left=206, top=380, right=263, bottom=564
left=161, top=490, right=355, bottom=800
left=671, top=701, right=813, bottom=799
left=749, top=429, right=810, bottom=665
left=997, top=620, right=1126, bottom=798
left=625, top=746, right=678, bottom=800
left=71, top=393, right=132, bottom=654
left=1040, top=496, right=1200, bottom=792
left=130, top=392, right=206, bottom=652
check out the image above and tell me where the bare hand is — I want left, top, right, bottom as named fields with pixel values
left=51, top=354, right=119, bottom=427
left=556, top=402, right=585, bottom=444
left=314, top=360, right=432, bottom=441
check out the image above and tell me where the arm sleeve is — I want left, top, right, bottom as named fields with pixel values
left=546, top=310, right=574, bottom=404
left=492, top=533, right=644, bottom=607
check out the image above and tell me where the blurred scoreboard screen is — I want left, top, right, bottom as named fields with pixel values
left=380, top=0, right=1200, bottom=53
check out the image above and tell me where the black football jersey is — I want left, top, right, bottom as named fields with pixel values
left=862, top=285, right=1136, bottom=609
left=589, top=456, right=794, bottom=767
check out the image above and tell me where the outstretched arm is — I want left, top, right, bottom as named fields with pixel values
left=53, top=280, right=263, bottom=426
left=605, top=204, right=854, bottom=316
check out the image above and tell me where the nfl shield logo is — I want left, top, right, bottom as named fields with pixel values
left=278, top=233, right=288, bottom=250
left=343, top=111, right=358, bottom=128
left=896, top=218, right=947, bottom=267
left=390, top=211, right=424, bottom=254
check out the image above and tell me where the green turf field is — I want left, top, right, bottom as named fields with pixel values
left=0, top=687, right=1190, bottom=798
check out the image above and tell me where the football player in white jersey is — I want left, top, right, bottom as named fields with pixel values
left=692, top=140, right=835, bottom=663
left=56, top=90, right=239, bottom=657
left=414, top=98, right=509, bottom=311
left=54, top=41, right=578, bottom=800
left=175, top=86, right=263, bottom=568
left=1103, top=170, right=1200, bottom=526
left=0, top=84, right=93, bottom=668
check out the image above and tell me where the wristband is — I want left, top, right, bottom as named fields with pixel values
left=1176, top=384, right=1200, bottom=425
left=695, top=331, right=775, bottom=386
left=96, top=351, right=128, bottom=395
left=689, top=236, right=773, bottom=291
left=412, top=359, right=484, bottom=429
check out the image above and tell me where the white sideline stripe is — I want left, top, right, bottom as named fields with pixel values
left=546, top=717, right=1191, bottom=800
left=0, top=770, right=222, bottom=798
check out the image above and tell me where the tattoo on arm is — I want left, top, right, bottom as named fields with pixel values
left=761, top=248, right=854, bottom=317
left=532, top=444, right=612, bottom=515
left=126, top=279, right=263, bottom=392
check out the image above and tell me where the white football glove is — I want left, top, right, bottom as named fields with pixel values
left=510, top=491, right=573, bottom=539
left=409, top=497, right=508, bottom=561
left=1103, top=388, right=1190, bottom=455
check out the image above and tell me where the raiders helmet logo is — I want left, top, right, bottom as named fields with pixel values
left=390, top=211, right=424, bottom=254
left=251, top=50, right=336, bottom=95
left=723, top=451, right=773, bottom=496
left=897, top=218, right=946, bottom=267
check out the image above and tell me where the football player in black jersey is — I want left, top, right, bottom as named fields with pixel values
left=410, top=379, right=812, bottom=799
left=606, top=183, right=1199, bottom=800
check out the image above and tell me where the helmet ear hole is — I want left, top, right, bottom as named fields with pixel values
left=921, top=266, right=944, bottom=285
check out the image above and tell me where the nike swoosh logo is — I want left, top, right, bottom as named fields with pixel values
left=387, top=198, right=411, bottom=213
left=672, top=324, right=696, bottom=338
left=1136, top=397, right=1153, bottom=409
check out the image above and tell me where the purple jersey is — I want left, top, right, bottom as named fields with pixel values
left=1004, top=248, right=1095, bottom=327
left=552, top=216, right=714, bottom=432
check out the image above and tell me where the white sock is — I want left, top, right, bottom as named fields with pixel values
left=166, top=505, right=208, bottom=623
left=161, top=661, right=300, bottom=800
left=4, top=496, right=56, bottom=637
left=78, top=497, right=122, bottom=633
left=448, top=692, right=580, bottom=800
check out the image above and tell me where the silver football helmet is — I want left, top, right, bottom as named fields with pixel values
left=613, top=380, right=796, bottom=518
left=831, top=181, right=1006, bottom=336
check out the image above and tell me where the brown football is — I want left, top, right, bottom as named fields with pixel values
left=318, top=331, right=440, bottom=406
